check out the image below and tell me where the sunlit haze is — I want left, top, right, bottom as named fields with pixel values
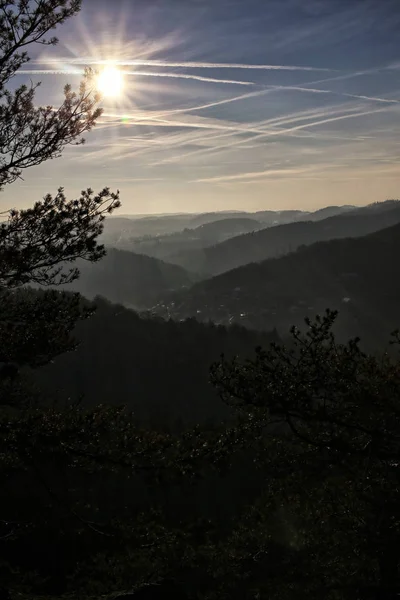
left=7, top=0, right=400, bottom=214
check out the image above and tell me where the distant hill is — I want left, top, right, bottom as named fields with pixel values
left=187, top=209, right=309, bottom=228
left=34, top=297, right=278, bottom=428
left=101, top=205, right=356, bottom=250
left=154, top=221, right=400, bottom=349
left=254, top=209, right=306, bottom=223
left=100, top=215, right=195, bottom=243
left=166, top=200, right=400, bottom=275
left=60, top=248, right=195, bottom=309
left=101, top=213, right=262, bottom=244
left=184, top=211, right=255, bottom=229
left=112, top=217, right=265, bottom=265
left=193, top=217, right=263, bottom=237
left=298, top=205, right=355, bottom=221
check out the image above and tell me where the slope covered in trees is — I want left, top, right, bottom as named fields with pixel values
left=297, top=204, right=355, bottom=221
left=154, top=221, right=400, bottom=348
left=34, top=296, right=279, bottom=428
left=101, top=209, right=301, bottom=244
left=109, top=218, right=265, bottom=266
left=102, top=206, right=356, bottom=267
left=59, top=247, right=196, bottom=309
left=166, top=200, right=400, bottom=275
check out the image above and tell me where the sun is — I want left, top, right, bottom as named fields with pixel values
left=96, top=65, right=124, bottom=98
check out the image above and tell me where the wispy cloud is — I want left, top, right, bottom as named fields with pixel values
left=266, top=85, right=400, bottom=105
left=124, top=70, right=254, bottom=86
left=39, top=58, right=334, bottom=72
left=193, top=165, right=322, bottom=183
left=14, top=0, right=400, bottom=212
left=18, top=69, right=255, bottom=86
left=151, top=89, right=273, bottom=116
left=146, top=103, right=382, bottom=166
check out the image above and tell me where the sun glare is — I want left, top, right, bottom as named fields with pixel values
left=96, top=65, right=124, bottom=98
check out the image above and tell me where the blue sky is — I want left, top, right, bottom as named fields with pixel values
left=8, top=0, right=400, bottom=214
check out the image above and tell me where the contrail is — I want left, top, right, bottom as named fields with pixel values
left=268, top=84, right=400, bottom=104
left=124, top=70, right=254, bottom=86
left=195, top=106, right=393, bottom=171
left=194, top=166, right=320, bottom=183
left=141, top=67, right=396, bottom=121
left=19, top=69, right=398, bottom=100
left=149, top=104, right=366, bottom=165
left=135, top=69, right=397, bottom=164
left=37, top=58, right=334, bottom=72
left=146, top=89, right=272, bottom=116
left=18, top=69, right=83, bottom=76
left=153, top=105, right=390, bottom=166
left=18, top=68, right=255, bottom=86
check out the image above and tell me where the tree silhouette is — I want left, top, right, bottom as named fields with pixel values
left=210, top=310, right=400, bottom=599
left=0, top=0, right=121, bottom=288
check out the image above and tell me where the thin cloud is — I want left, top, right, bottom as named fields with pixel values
left=90, top=104, right=359, bottom=165
left=211, top=106, right=394, bottom=157
left=148, top=104, right=369, bottom=165
left=134, top=69, right=393, bottom=121
left=268, top=84, right=400, bottom=104
left=39, top=58, right=334, bottom=72
left=18, top=69, right=255, bottom=86
left=93, top=98, right=391, bottom=170
left=17, top=69, right=83, bottom=76
left=124, top=70, right=254, bottom=86
left=154, top=105, right=393, bottom=169
left=147, top=89, right=273, bottom=116
left=193, top=166, right=318, bottom=183
left=20, top=68, right=397, bottom=101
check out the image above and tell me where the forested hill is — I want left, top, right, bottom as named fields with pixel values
left=168, top=201, right=400, bottom=275
left=60, top=247, right=196, bottom=309
left=35, top=297, right=279, bottom=429
left=110, top=217, right=265, bottom=265
left=154, top=221, right=400, bottom=349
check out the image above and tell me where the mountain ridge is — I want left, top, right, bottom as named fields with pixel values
left=153, top=220, right=400, bottom=348
left=165, top=200, right=400, bottom=275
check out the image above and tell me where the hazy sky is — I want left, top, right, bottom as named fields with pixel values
left=6, top=0, right=400, bottom=214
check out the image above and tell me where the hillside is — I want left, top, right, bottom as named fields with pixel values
left=100, top=214, right=196, bottom=242
left=113, top=217, right=265, bottom=264
left=298, top=204, right=355, bottom=221
left=154, top=222, right=400, bottom=348
left=166, top=200, right=400, bottom=275
left=101, top=205, right=354, bottom=254
left=100, top=213, right=262, bottom=245
left=34, top=297, right=279, bottom=429
left=61, top=248, right=196, bottom=309
left=193, top=216, right=263, bottom=237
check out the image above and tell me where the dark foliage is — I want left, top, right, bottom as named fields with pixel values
left=0, top=188, right=120, bottom=287
left=35, top=296, right=279, bottom=427
left=207, top=310, right=400, bottom=599
left=0, top=288, right=91, bottom=369
left=115, top=579, right=187, bottom=599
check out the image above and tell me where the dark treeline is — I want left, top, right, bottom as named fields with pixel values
left=34, top=295, right=279, bottom=429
